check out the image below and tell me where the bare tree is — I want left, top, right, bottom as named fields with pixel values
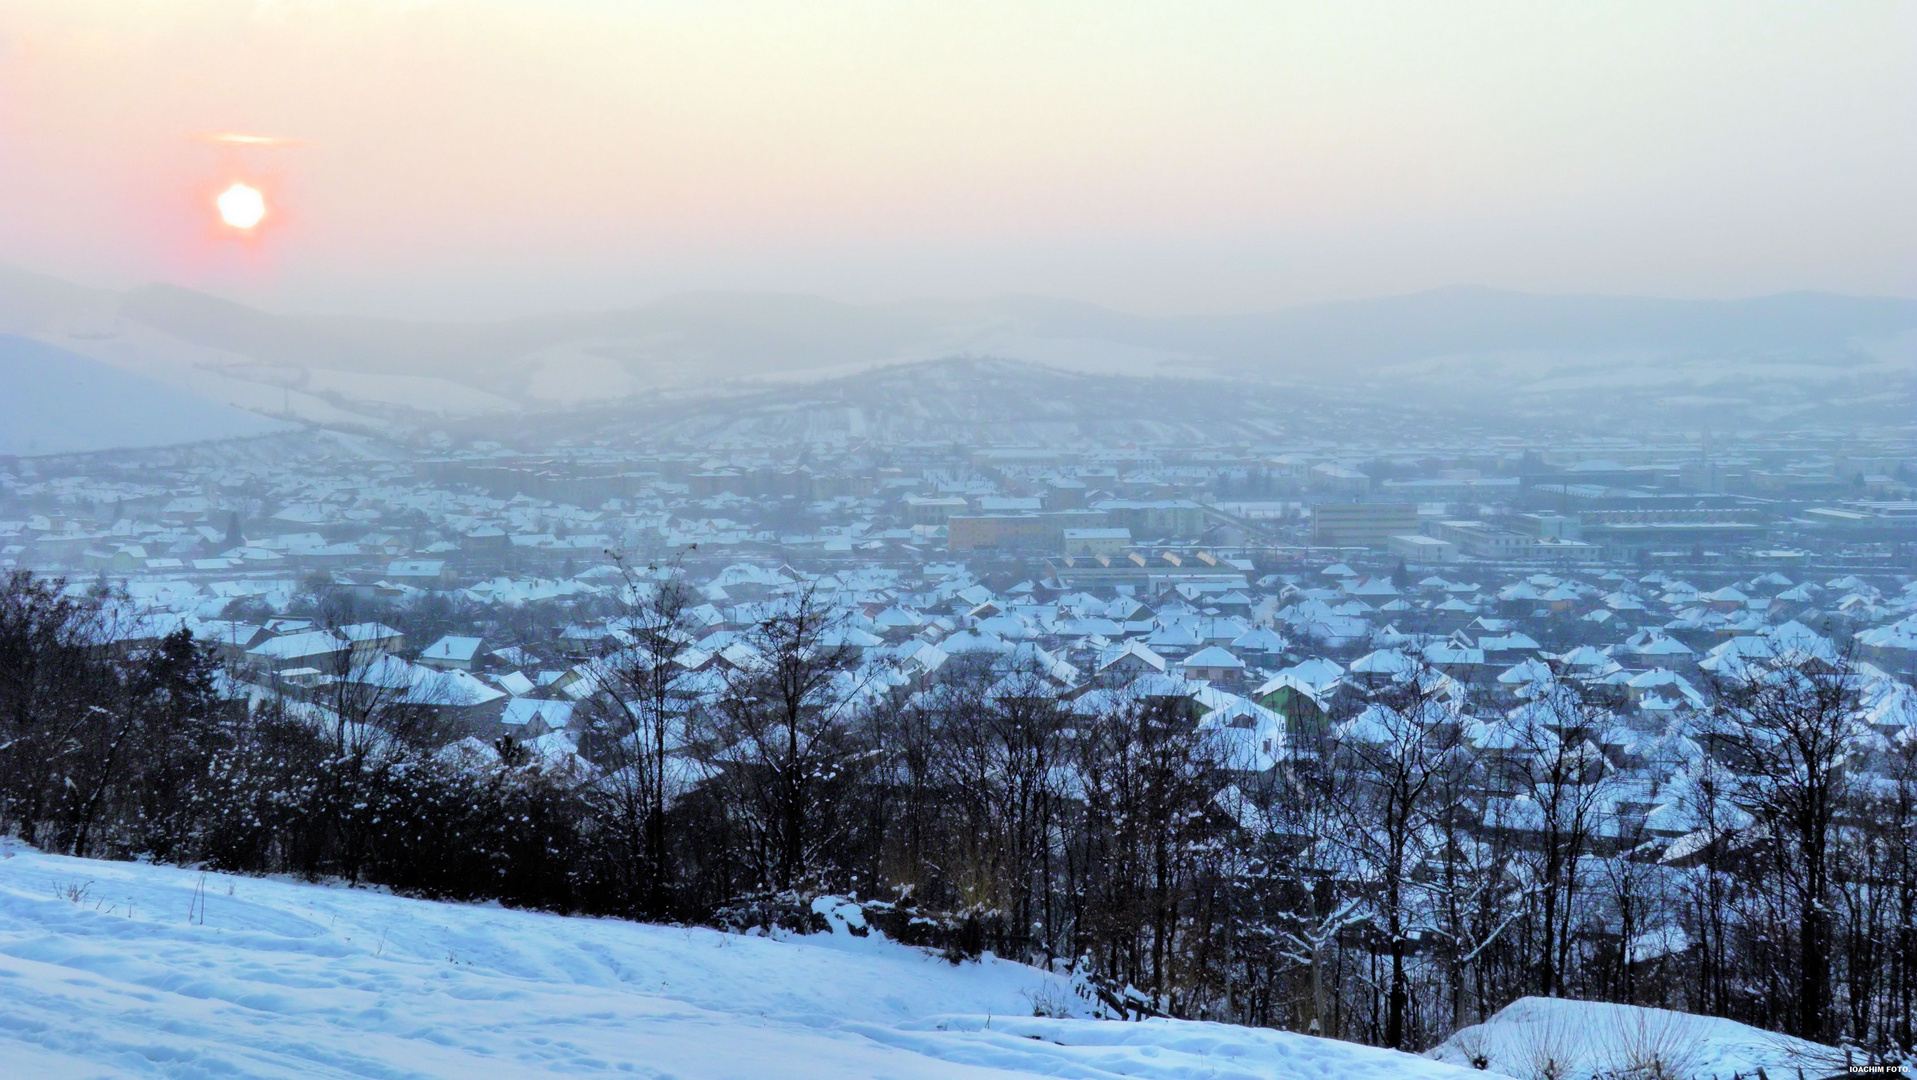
left=1707, top=645, right=1862, bottom=1043
left=1874, top=726, right=1917, bottom=1056
left=710, top=583, right=860, bottom=892
left=1427, top=733, right=1524, bottom=1031
left=1327, top=665, right=1463, bottom=1049
left=1071, top=688, right=1221, bottom=1012
left=577, top=552, right=699, bottom=915
left=1252, top=753, right=1363, bottom=1036
left=914, top=657, right=1068, bottom=953
left=1509, top=683, right=1615, bottom=999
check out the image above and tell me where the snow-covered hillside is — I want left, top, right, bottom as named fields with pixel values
left=1427, top=996, right=1862, bottom=1080
left=0, top=334, right=291, bottom=456
left=0, top=847, right=1501, bottom=1080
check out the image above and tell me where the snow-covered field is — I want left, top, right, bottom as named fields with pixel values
left=0, top=846, right=1501, bottom=1079
left=1427, top=996, right=1865, bottom=1080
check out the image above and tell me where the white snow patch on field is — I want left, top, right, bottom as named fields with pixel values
left=0, top=847, right=1504, bottom=1079
left=523, top=346, right=647, bottom=403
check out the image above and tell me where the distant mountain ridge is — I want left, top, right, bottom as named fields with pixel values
left=1148, top=286, right=1917, bottom=369
left=10, top=265, right=1913, bottom=373
left=1, top=265, right=1911, bottom=435
left=110, top=281, right=1917, bottom=376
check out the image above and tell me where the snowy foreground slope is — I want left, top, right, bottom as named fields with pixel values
left=0, top=849, right=1497, bottom=1080
left=1428, top=996, right=1866, bottom=1080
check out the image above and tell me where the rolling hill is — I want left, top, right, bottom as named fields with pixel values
left=0, top=334, right=291, bottom=457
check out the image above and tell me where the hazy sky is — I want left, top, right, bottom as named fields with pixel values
left=1, top=1, right=1911, bottom=318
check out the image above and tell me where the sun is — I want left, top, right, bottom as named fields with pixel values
left=216, top=182, right=267, bottom=229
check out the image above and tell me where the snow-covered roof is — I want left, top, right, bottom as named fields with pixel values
left=422, top=635, right=484, bottom=663
left=1180, top=645, right=1246, bottom=670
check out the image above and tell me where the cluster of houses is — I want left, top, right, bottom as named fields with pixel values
left=3, top=427, right=1911, bottom=589
left=4, top=433, right=1913, bottom=883
left=60, top=541, right=1917, bottom=876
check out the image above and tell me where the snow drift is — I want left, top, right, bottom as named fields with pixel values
left=1427, top=996, right=1861, bottom=1080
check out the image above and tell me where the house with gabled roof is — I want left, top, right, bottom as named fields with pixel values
left=1097, top=639, right=1168, bottom=678
left=245, top=629, right=348, bottom=674
left=336, top=622, right=405, bottom=659
left=1230, top=624, right=1288, bottom=657
left=420, top=634, right=485, bottom=671
left=1252, top=672, right=1331, bottom=744
left=1180, top=645, right=1247, bottom=684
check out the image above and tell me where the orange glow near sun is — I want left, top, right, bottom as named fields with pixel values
left=216, top=182, right=267, bottom=229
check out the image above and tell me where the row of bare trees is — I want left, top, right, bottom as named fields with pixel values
left=575, top=566, right=1238, bottom=1011
left=0, top=571, right=226, bottom=857
left=1218, top=647, right=1917, bottom=1059
left=0, top=569, right=596, bottom=908
left=572, top=569, right=1917, bottom=1057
